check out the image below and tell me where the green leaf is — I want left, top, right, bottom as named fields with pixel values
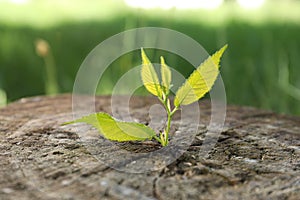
left=160, top=56, right=172, bottom=95
left=141, top=48, right=163, bottom=98
left=174, top=44, right=228, bottom=107
left=64, top=112, right=156, bottom=142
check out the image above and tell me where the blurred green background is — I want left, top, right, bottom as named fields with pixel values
left=0, top=0, right=300, bottom=115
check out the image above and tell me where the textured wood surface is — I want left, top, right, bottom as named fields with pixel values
left=0, top=94, right=299, bottom=200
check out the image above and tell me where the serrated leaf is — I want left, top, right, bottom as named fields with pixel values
left=174, top=44, right=228, bottom=107
left=160, top=56, right=172, bottom=95
left=64, top=112, right=156, bottom=142
left=141, top=48, right=163, bottom=98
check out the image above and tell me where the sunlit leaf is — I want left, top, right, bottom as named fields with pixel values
left=141, top=48, right=163, bottom=98
left=64, top=112, right=156, bottom=141
left=174, top=44, right=228, bottom=107
left=160, top=56, right=172, bottom=95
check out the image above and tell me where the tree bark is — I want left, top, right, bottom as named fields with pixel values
left=0, top=94, right=299, bottom=200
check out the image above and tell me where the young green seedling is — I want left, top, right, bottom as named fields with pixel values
left=64, top=45, right=227, bottom=147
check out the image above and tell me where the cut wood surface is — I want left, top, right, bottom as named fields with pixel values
left=0, top=94, right=299, bottom=200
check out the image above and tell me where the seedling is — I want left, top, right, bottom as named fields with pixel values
left=64, top=45, right=227, bottom=147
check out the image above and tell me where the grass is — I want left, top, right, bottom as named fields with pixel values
left=0, top=0, right=300, bottom=115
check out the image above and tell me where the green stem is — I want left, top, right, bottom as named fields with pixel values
left=153, top=94, right=179, bottom=147
left=161, top=97, right=179, bottom=146
left=163, top=111, right=172, bottom=146
left=153, top=135, right=162, bottom=144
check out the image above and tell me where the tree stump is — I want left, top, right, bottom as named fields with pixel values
left=0, top=94, right=299, bottom=200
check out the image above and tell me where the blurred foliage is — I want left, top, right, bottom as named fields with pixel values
left=0, top=0, right=300, bottom=115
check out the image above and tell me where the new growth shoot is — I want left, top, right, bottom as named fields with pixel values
left=64, top=45, right=227, bottom=147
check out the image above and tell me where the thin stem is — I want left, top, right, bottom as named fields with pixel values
left=153, top=135, right=162, bottom=143
left=165, top=106, right=179, bottom=145
left=160, top=96, right=179, bottom=146
left=154, top=93, right=180, bottom=147
left=170, top=106, right=178, bottom=116
left=164, top=110, right=172, bottom=146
